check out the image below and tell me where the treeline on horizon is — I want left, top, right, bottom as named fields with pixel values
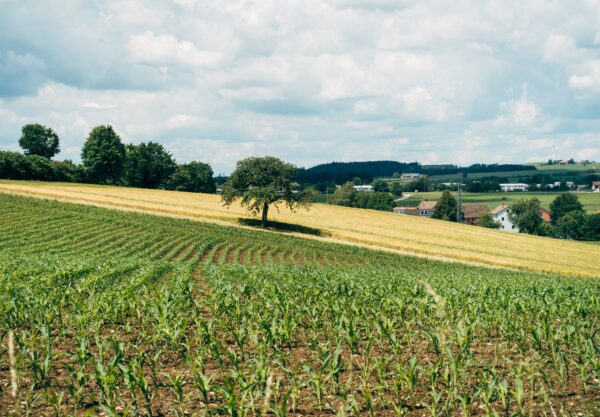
left=0, top=124, right=216, bottom=193
left=297, top=160, right=536, bottom=186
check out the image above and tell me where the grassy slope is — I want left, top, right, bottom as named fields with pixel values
left=0, top=180, right=599, bottom=277
left=423, top=164, right=599, bottom=182
left=528, top=162, right=600, bottom=171
left=401, top=191, right=600, bottom=212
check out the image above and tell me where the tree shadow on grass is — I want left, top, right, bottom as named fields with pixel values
left=238, top=218, right=330, bottom=237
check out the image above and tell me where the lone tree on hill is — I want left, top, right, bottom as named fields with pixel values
left=81, top=125, right=126, bottom=184
left=549, top=193, right=583, bottom=224
left=19, top=123, right=60, bottom=159
left=222, top=156, right=315, bottom=227
left=431, top=190, right=457, bottom=221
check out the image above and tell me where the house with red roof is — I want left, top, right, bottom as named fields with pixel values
left=539, top=208, right=551, bottom=223
left=394, top=200, right=437, bottom=217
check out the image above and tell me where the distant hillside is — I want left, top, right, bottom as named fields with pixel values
left=298, top=161, right=420, bottom=184
left=298, top=161, right=537, bottom=184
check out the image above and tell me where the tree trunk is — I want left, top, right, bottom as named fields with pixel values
left=261, top=202, right=269, bottom=227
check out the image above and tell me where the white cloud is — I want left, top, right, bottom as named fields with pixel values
left=569, top=60, right=600, bottom=91
left=127, top=31, right=226, bottom=67
left=494, top=92, right=540, bottom=127
left=399, top=87, right=448, bottom=122
left=1, top=0, right=600, bottom=172
left=467, top=42, right=494, bottom=54
left=543, top=34, right=577, bottom=63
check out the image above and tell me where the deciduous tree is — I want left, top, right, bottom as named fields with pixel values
left=550, top=193, right=583, bottom=224
left=330, top=182, right=356, bottom=207
left=125, top=142, right=176, bottom=188
left=81, top=125, right=126, bottom=184
left=168, top=161, right=216, bottom=193
left=555, top=211, right=587, bottom=240
left=222, top=156, right=315, bottom=227
left=431, top=190, right=457, bottom=221
left=18, top=123, right=60, bottom=159
left=372, top=179, right=390, bottom=193
left=510, top=198, right=544, bottom=235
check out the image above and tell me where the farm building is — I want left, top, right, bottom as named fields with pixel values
left=353, top=185, right=373, bottom=192
left=401, top=173, right=421, bottom=180
left=417, top=200, right=437, bottom=217
left=393, top=206, right=418, bottom=215
left=462, top=203, right=489, bottom=225
left=500, top=183, right=529, bottom=192
left=394, top=200, right=437, bottom=217
left=593, top=182, right=600, bottom=192
left=491, top=204, right=518, bottom=232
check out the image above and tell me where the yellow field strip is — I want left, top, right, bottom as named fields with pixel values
left=1, top=180, right=598, bottom=277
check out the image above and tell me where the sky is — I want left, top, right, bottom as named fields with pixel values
left=0, top=0, right=599, bottom=174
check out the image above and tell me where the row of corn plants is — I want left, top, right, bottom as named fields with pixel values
left=0, top=194, right=598, bottom=416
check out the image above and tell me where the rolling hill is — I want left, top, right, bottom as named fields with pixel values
left=0, top=180, right=598, bottom=277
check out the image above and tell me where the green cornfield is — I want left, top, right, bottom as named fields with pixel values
left=0, top=194, right=598, bottom=416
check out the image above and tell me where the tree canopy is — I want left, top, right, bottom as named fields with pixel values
left=330, top=182, right=356, bottom=207
left=18, top=123, right=60, bottom=159
left=510, top=198, right=545, bottom=235
left=549, top=193, right=584, bottom=224
left=81, top=125, right=126, bottom=184
left=554, top=210, right=588, bottom=240
left=125, top=142, right=176, bottom=189
left=355, top=192, right=395, bottom=211
left=372, top=179, right=390, bottom=193
left=222, top=156, right=315, bottom=227
left=168, top=161, right=216, bottom=193
left=431, top=190, right=457, bottom=221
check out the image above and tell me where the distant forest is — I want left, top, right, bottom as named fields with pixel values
left=297, top=161, right=536, bottom=184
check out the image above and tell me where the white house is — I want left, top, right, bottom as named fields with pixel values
left=593, top=182, right=600, bottom=192
left=353, top=185, right=373, bottom=192
left=491, top=204, right=519, bottom=232
left=500, top=183, right=529, bottom=192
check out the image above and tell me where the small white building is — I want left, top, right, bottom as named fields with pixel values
left=500, top=183, right=529, bottom=192
left=593, top=182, right=600, bottom=192
left=491, top=204, right=519, bottom=233
left=401, top=173, right=421, bottom=180
left=353, top=185, right=373, bottom=192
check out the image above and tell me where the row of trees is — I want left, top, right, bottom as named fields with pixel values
left=1, top=124, right=216, bottom=193
left=330, top=182, right=396, bottom=211
left=510, top=194, right=600, bottom=240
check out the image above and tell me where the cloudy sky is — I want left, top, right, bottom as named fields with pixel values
left=1, top=0, right=599, bottom=174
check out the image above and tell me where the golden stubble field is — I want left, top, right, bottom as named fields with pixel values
left=1, top=180, right=598, bottom=277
